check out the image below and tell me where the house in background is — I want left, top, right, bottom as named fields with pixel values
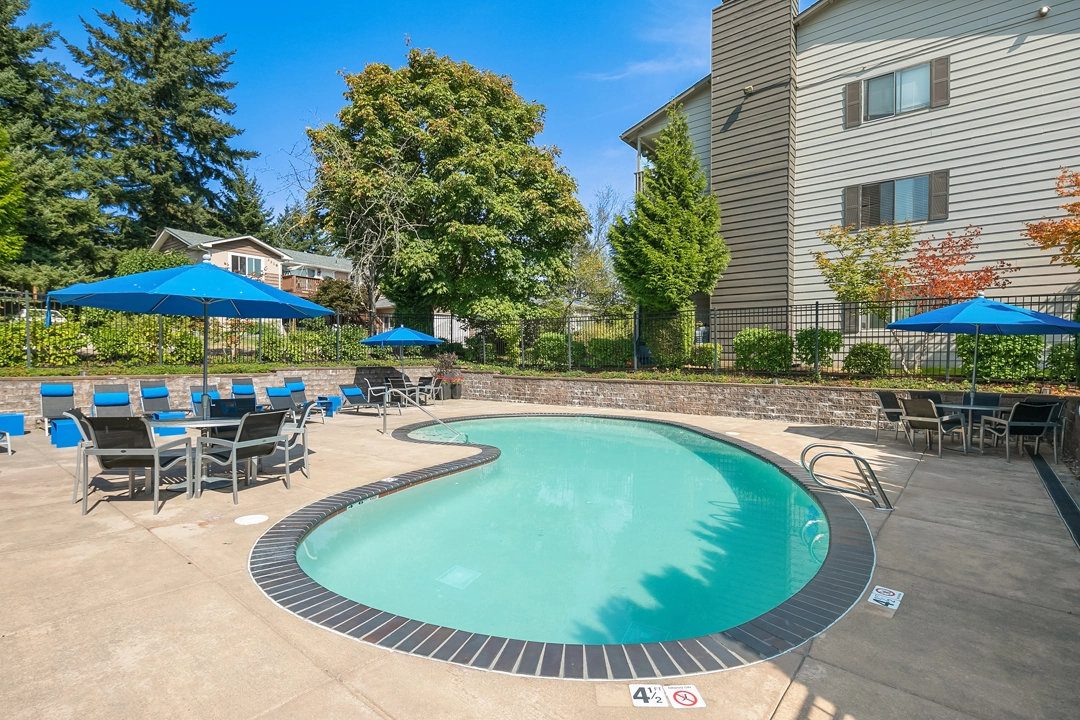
left=621, top=0, right=1080, bottom=314
left=151, top=228, right=364, bottom=304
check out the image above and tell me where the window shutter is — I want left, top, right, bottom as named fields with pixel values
left=843, top=185, right=860, bottom=228
left=844, top=81, right=861, bottom=128
left=860, top=183, right=882, bottom=228
left=929, top=170, right=949, bottom=220
left=930, top=57, right=950, bottom=108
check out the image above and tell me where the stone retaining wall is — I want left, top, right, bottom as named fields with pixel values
left=0, top=366, right=430, bottom=429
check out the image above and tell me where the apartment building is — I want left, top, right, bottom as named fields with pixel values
left=621, top=0, right=1080, bottom=312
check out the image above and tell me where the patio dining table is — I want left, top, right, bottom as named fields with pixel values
left=938, top=402, right=1015, bottom=452
left=145, top=416, right=242, bottom=491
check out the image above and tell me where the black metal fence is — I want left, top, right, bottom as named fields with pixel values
left=2, top=290, right=1077, bottom=382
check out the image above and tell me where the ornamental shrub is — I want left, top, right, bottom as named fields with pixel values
left=640, top=311, right=694, bottom=369
left=795, top=328, right=843, bottom=367
left=689, top=343, right=716, bottom=368
left=532, top=332, right=586, bottom=369
left=843, top=342, right=891, bottom=376
left=956, top=334, right=1042, bottom=381
left=586, top=337, right=633, bottom=367
left=1045, top=342, right=1075, bottom=382
left=733, top=327, right=793, bottom=373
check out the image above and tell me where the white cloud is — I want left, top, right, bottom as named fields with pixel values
left=585, top=0, right=712, bottom=81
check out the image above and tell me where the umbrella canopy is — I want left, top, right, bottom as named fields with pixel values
left=887, top=293, right=1080, bottom=392
left=48, top=260, right=331, bottom=319
left=361, top=326, right=444, bottom=377
left=48, top=257, right=333, bottom=415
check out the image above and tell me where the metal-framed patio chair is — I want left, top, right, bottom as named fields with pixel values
left=190, top=385, right=221, bottom=415
left=230, top=377, right=263, bottom=411
left=92, top=384, right=132, bottom=417
left=364, top=378, right=397, bottom=415
left=40, top=382, right=76, bottom=436
left=339, top=384, right=383, bottom=417
left=281, top=401, right=317, bottom=477
left=385, top=376, right=418, bottom=406
left=264, top=386, right=298, bottom=420
left=1022, top=396, right=1067, bottom=464
left=195, top=410, right=290, bottom=504
left=908, top=390, right=948, bottom=417
left=80, top=416, right=192, bottom=515
left=873, top=390, right=903, bottom=441
left=899, top=397, right=967, bottom=457
left=139, top=380, right=187, bottom=437
left=283, top=376, right=326, bottom=424
left=980, top=402, right=1056, bottom=462
left=64, top=409, right=94, bottom=505
left=416, top=376, right=443, bottom=404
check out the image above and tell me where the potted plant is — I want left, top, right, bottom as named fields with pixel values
left=435, top=352, right=463, bottom=400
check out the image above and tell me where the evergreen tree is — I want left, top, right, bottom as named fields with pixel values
left=0, top=124, right=25, bottom=263
left=267, top=201, right=332, bottom=254
left=69, top=0, right=254, bottom=246
left=217, top=167, right=272, bottom=237
left=609, top=104, right=727, bottom=311
left=0, top=0, right=105, bottom=270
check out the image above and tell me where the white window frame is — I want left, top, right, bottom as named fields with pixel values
left=228, top=252, right=265, bottom=279
left=863, top=62, right=931, bottom=123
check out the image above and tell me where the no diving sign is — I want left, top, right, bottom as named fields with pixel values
left=629, top=684, right=706, bottom=709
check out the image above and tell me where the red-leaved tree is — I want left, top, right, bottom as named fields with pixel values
left=1024, top=167, right=1080, bottom=266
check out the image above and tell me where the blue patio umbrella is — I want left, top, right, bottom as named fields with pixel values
left=887, top=292, right=1080, bottom=392
left=47, top=256, right=333, bottom=414
left=361, top=325, right=444, bottom=376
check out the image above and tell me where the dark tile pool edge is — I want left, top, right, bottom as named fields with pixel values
left=1027, top=448, right=1080, bottom=550
left=248, top=412, right=877, bottom=681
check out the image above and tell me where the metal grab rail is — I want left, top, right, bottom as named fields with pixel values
left=381, top=387, right=468, bottom=442
left=799, top=443, right=894, bottom=511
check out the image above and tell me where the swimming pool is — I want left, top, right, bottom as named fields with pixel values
left=298, top=416, right=827, bottom=645
left=250, top=413, right=875, bottom=679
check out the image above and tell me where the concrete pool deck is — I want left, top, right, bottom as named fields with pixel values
left=1, top=399, right=1078, bottom=719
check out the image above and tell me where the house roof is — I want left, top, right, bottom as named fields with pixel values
left=619, top=74, right=711, bottom=148
left=794, top=0, right=839, bottom=27
left=153, top=227, right=291, bottom=260
left=277, top=248, right=353, bottom=273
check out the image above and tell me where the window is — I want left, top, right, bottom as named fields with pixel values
left=843, top=170, right=949, bottom=229
left=845, top=57, right=949, bottom=128
left=230, top=254, right=263, bottom=277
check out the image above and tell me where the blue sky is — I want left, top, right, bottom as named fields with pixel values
left=26, top=0, right=817, bottom=215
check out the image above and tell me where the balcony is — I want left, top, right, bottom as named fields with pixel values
left=281, top=274, right=321, bottom=298
left=635, top=171, right=644, bottom=194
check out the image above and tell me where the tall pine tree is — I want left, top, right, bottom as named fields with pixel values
left=0, top=0, right=105, bottom=271
left=609, top=104, right=727, bottom=312
left=0, top=124, right=25, bottom=263
left=70, top=0, right=254, bottom=246
left=217, top=167, right=272, bottom=237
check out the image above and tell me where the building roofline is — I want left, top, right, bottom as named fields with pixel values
left=794, top=0, right=838, bottom=27
left=619, top=74, right=712, bottom=148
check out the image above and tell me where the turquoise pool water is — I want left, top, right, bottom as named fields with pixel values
left=297, top=417, right=828, bottom=645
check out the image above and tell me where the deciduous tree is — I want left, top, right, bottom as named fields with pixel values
left=812, top=224, right=914, bottom=303
left=610, top=104, right=726, bottom=312
left=1024, top=167, right=1080, bottom=267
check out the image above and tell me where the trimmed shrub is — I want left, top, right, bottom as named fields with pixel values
left=586, top=337, right=633, bottom=368
left=843, top=342, right=891, bottom=376
left=640, top=311, right=694, bottom=369
left=533, top=332, right=586, bottom=369
left=1045, top=342, right=1075, bottom=383
left=795, top=328, right=843, bottom=368
left=956, top=334, right=1042, bottom=381
left=689, top=343, right=716, bottom=368
left=733, top=327, right=793, bottom=373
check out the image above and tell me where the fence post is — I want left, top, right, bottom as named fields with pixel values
left=257, top=319, right=262, bottom=363
left=335, top=315, right=341, bottom=362
left=633, top=305, right=640, bottom=372
left=520, top=321, right=525, bottom=369
left=156, top=315, right=164, bottom=364
left=481, top=328, right=487, bottom=365
left=945, top=295, right=952, bottom=382
left=567, top=316, right=572, bottom=372
left=814, top=301, right=820, bottom=381
left=712, top=308, right=718, bottom=375
left=24, top=291, right=31, bottom=369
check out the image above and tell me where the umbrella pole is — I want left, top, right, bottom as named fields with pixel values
left=202, top=304, right=210, bottom=419
left=970, top=325, right=980, bottom=395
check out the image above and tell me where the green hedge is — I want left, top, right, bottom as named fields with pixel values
left=1045, top=342, right=1075, bottom=383
left=532, top=332, right=586, bottom=369
left=794, top=328, right=843, bottom=368
left=843, top=342, right=891, bottom=376
left=956, top=334, right=1042, bottom=381
left=733, top=327, right=793, bottom=373
left=689, top=344, right=716, bottom=368
left=641, top=312, right=695, bottom=369
left=587, top=337, right=633, bottom=367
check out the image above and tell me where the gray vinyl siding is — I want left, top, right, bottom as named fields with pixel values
left=630, top=82, right=712, bottom=185
left=793, top=0, right=1080, bottom=305
left=710, top=0, right=799, bottom=310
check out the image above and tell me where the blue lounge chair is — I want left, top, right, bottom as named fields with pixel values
left=92, top=384, right=132, bottom=417
left=283, top=376, right=326, bottom=424
left=339, top=384, right=383, bottom=417
left=140, top=380, right=187, bottom=436
left=40, top=382, right=75, bottom=437
left=190, top=385, right=221, bottom=415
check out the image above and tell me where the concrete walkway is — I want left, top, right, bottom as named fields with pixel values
left=0, top=399, right=1077, bottom=719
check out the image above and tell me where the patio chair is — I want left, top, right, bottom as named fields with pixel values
left=190, top=385, right=221, bottom=415
left=417, top=376, right=443, bottom=404
left=385, top=376, right=417, bottom=406
left=364, top=378, right=398, bottom=415
left=40, top=382, right=75, bottom=435
left=92, top=384, right=132, bottom=417
left=981, top=402, right=1056, bottom=462
left=873, top=390, right=903, bottom=441
left=139, top=380, right=187, bottom=436
left=283, top=376, right=325, bottom=424
left=231, top=378, right=263, bottom=411
left=195, top=410, right=290, bottom=504
left=908, top=390, right=948, bottom=417
left=1023, top=396, right=1067, bottom=462
left=339, top=384, right=383, bottom=417
left=64, top=409, right=94, bottom=505
left=898, top=397, right=967, bottom=457
left=281, top=401, right=317, bottom=477
left=264, top=386, right=298, bottom=419
left=80, top=416, right=192, bottom=515
left=0, top=429, right=9, bottom=456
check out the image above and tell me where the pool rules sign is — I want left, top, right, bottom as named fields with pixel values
left=629, top=684, right=706, bottom=709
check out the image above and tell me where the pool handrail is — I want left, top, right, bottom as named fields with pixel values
left=799, top=443, right=893, bottom=511
left=381, top=387, right=467, bottom=443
